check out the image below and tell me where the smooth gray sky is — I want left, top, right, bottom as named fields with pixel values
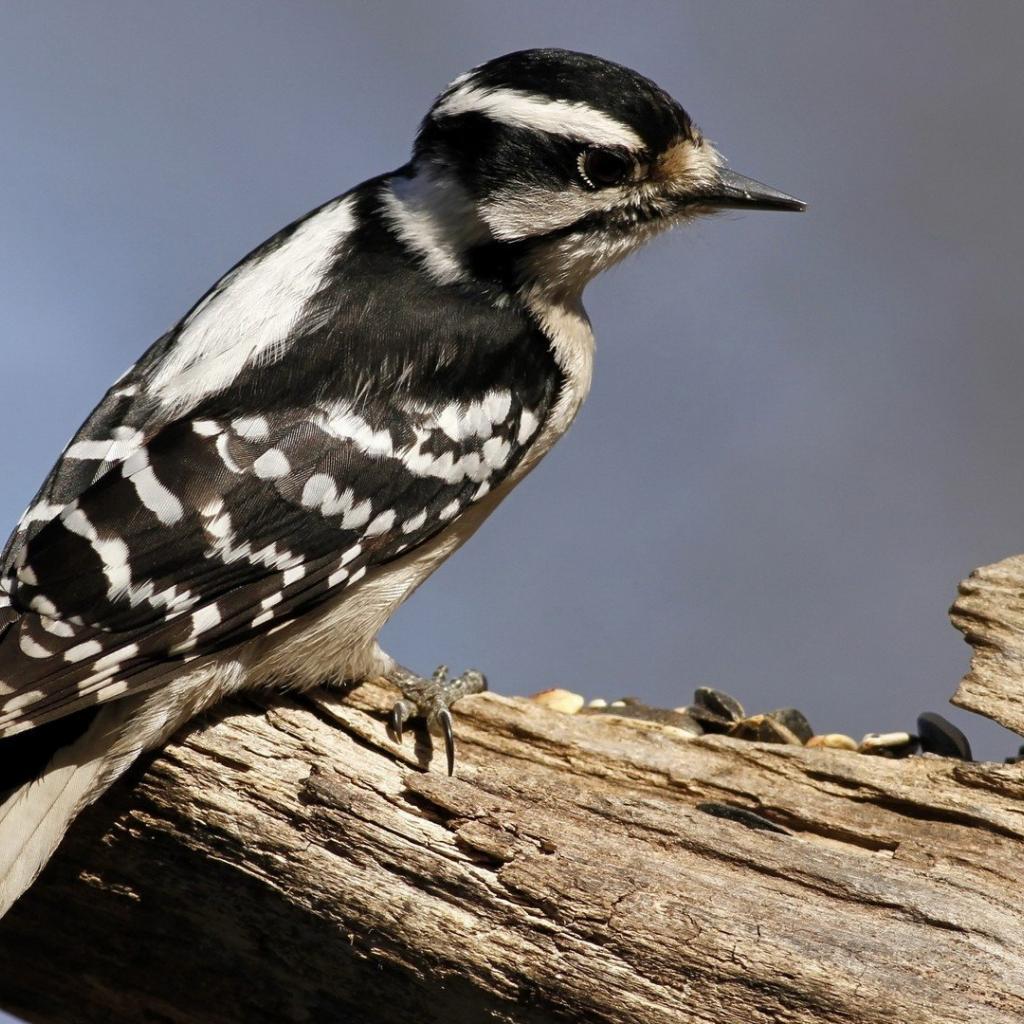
left=2, top=1, right=1024, bottom=768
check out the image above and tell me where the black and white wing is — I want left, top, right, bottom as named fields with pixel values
left=0, top=180, right=560, bottom=737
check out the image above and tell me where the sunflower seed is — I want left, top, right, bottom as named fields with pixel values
left=729, top=714, right=803, bottom=745
left=917, top=713, right=971, bottom=760
left=693, top=687, right=744, bottom=722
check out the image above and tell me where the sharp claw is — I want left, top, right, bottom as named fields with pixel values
left=439, top=708, right=455, bottom=776
left=390, top=664, right=479, bottom=774
left=390, top=703, right=407, bottom=742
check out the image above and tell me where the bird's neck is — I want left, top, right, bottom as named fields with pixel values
left=380, top=161, right=593, bottom=308
left=377, top=162, right=595, bottom=442
left=380, top=162, right=491, bottom=289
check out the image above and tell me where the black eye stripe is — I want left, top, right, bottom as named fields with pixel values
left=579, top=147, right=632, bottom=189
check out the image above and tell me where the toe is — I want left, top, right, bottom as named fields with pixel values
left=437, top=708, right=455, bottom=775
left=388, top=664, right=488, bottom=773
left=389, top=699, right=416, bottom=742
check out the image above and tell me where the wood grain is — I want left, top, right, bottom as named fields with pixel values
left=1, top=653, right=1021, bottom=1023
left=951, top=554, right=1024, bottom=735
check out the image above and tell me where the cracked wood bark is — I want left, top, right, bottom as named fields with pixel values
left=951, top=554, right=1024, bottom=735
left=1, top=574, right=1023, bottom=1024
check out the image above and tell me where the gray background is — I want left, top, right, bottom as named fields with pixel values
left=3, top=0, right=1024, bottom=775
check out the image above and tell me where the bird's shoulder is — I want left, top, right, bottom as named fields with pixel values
left=0, top=177, right=565, bottom=736
left=2, top=174, right=562, bottom=571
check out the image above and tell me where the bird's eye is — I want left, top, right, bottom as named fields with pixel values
left=579, top=148, right=632, bottom=189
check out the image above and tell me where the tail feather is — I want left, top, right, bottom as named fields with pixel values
left=0, top=703, right=128, bottom=916
left=0, top=656, right=246, bottom=918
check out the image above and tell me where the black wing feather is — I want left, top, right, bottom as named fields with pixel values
left=0, top=175, right=562, bottom=738
left=0, top=383, right=554, bottom=734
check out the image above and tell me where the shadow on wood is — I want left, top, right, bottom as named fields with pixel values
left=2, top=555, right=1024, bottom=1023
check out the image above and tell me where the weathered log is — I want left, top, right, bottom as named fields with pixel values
left=1, top=559, right=1023, bottom=1023
left=951, top=554, right=1024, bottom=735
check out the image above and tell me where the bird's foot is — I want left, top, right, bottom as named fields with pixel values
left=387, top=664, right=487, bottom=775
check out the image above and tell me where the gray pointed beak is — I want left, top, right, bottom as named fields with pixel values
left=696, top=167, right=806, bottom=212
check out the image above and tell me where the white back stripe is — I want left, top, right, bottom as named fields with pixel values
left=149, top=195, right=358, bottom=412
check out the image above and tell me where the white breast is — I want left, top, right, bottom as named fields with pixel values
left=514, top=293, right=594, bottom=474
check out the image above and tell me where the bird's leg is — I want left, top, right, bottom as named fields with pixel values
left=387, top=664, right=487, bottom=775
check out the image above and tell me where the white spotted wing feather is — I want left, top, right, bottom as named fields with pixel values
left=0, top=389, right=545, bottom=736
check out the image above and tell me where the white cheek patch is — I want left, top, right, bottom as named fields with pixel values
left=479, top=184, right=614, bottom=242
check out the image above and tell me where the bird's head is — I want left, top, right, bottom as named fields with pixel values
left=400, top=48, right=804, bottom=300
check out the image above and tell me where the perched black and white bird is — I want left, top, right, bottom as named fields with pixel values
left=0, top=48, right=802, bottom=914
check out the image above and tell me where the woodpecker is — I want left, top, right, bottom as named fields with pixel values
left=0, top=48, right=803, bottom=915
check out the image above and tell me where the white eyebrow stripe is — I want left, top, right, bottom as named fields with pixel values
left=434, top=83, right=643, bottom=150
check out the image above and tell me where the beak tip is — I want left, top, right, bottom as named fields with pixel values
left=707, top=168, right=807, bottom=213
